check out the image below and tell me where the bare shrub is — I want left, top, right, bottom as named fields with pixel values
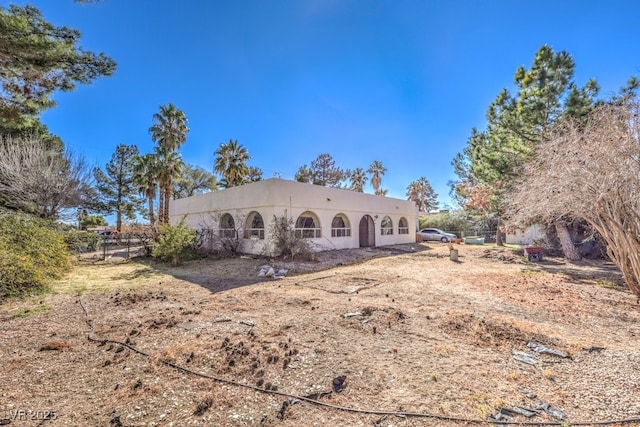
left=196, top=212, right=246, bottom=256
left=267, top=215, right=315, bottom=260
left=0, top=135, right=94, bottom=220
left=509, top=101, right=640, bottom=300
left=124, top=223, right=156, bottom=256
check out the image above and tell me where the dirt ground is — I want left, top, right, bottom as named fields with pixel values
left=1, top=243, right=640, bottom=427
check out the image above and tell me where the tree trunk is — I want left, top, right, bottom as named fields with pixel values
left=116, top=211, right=122, bottom=234
left=164, top=185, right=171, bottom=225
left=496, top=218, right=504, bottom=246
left=148, top=196, right=155, bottom=228
left=554, top=219, right=580, bottom=261
left=158, top=186, right=165, bottom=224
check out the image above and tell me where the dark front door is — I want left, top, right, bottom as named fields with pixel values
left=359, top=215, right=375, bottom=247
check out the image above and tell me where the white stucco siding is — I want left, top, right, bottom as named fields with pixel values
left=169, top=178, right=417, bottom=254
left=506, top=223, right=545, bottom=245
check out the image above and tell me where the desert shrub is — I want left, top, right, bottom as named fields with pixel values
left=0, top=212, right=71, bottom=299
left=152, top=220, right=197, bottom=266
left=0, top=250, right=43, bottom=297
left=195, top=212, right=245, bottom=257
left=125, top=223, right=157, bottom=256
left=63, top=230, right=100, bottom=253
left=267, top=215, right=315, bottom=260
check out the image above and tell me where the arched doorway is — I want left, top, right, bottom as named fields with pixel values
left=359, top=215, right=375, bottom=247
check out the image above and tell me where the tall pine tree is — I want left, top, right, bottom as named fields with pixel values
left=452, top=45, right=598, bottom=256
left=94, top=144, right=143, bottom=232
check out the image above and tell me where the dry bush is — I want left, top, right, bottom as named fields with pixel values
left=0, top=135, right=93, bottom=220
left=509, top=101, right=640, bottom=300
left=267, top=215, right=315, bottom=260
left=196, top=212, right=246, bottom=256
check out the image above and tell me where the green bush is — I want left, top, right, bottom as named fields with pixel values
left=0, top=250, right=43, bottom=297
left=419, top=211, right=473, bottom=236
left=152, top=220, right=197, bottom=266
left=63, top=230, right=100, bottom=253
left=0, top=212, right=71, bottom=299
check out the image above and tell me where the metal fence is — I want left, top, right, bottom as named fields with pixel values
left=97, top=233, right=152, bottom=260
left=445, top=229, right=498, bottom=243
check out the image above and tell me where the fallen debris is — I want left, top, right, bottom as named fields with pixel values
left=537, top=402, right=567, bottom=420
left=39, top=340, right=70, bottom=351
left=487, top=410, right=512, bottom=422
left=332, top=375, right=347, bottom=393
left=517, top=389, right=568, bottom=421
left=512, top=350, right=538, bottom=366
left=275, top=268, right=288, bottom=277
left=277, top=376, right=347, bottom=420
left=342, top=311, right=362, bottom=318
left=258, top=265, right=275, bottom=278
left=499, top=406, right=538, bottom=418
left=527, top=341, right=568, bottom=358
left=257, top=265, right=289, bottom=278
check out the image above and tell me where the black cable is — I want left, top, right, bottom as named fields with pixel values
left=78, top=296, right=640, bottom=426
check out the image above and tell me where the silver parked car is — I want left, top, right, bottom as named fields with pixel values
left=419, top=228, right=457, bottom=243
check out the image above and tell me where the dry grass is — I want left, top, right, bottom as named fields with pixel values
left=1, top=244, right=640, bottom=426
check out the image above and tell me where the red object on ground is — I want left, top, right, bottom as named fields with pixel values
left=524, top=246, right=544, bottom=261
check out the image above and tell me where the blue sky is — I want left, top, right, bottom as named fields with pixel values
left=12, top=0, right=640, bottom=210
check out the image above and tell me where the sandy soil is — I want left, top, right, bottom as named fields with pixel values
left=1, top=243, right=639, bottom=427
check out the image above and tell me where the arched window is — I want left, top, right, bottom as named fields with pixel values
left=295, top=211, right=321, bottom=238
left=331, top=214, right=351, bottom=237
left=398, top=217, right=409, bottom=235
left=244, top=211, right=265, bottom=239
left=380, top=216, right=393, bottom=235
left=219, top=213, right=236, bottom=238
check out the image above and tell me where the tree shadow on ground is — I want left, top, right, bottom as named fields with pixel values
left=128, top=243, right=433, bottom=295
left=535, top=258, right=626, bottom=287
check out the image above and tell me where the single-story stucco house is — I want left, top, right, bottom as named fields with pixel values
left=169, top=178, right=418, bottom=255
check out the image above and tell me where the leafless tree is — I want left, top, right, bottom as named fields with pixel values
left=508, top=101, right=640, bottom=300
left=0, top=135, right=94, bottom=220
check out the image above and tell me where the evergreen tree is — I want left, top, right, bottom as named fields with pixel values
left=93, top=144, right=143, bottom=232
left=294, top=165, right=313, bottom=184
left=172, top=164, right=217, bottom=199
left=0, top=5, right=115, bottom=134
left=295, top=153, right=347, bottom=187
left=452, top=45, right=598, bottom=254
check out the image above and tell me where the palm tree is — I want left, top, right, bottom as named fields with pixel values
left=156, top=149, right=183, bottom=223
left=149, top=103, right=189, bottom=222
left=406, top=177, right=438, bottom=212
left=246, top=166, right=263, bottom=182
left=214, top=139, right=250, bottom=188
left=367, top=160, right=387, bottom=194
left=149, top=103, right=189, bottom=151
left=406, top=181, right=420, bottom=209
left=349, top=167, right=367, bottom=192
left=133, top=153, right=158, bottom=228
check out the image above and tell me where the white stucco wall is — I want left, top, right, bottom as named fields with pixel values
left=506, top=223, right=545, bottom=245
left=169, top=178, right=417, bottom=255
